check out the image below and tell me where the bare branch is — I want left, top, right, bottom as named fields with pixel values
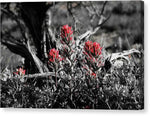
left=42, top=8, right=57, bottom=60
left=26, top=33, right=49, bottom=73
left=43, top=30, right=48, bottom=58
left=26, top=39, right=43, bottom=73
left=90, top=1, right=100, bottom=17
left=0, top=72, right=56, bottom=80
left=77, top=1, right=110, bottom=45
left=100, top=1, right=107, bottom=16
left=45, top=8, right=56, bottom=48
left=67, top=2, right=80, bottom=32
left=23, top=72, right=56, bottom=78
left=109, top=49, right=141, bottom=63
left=2, top=6, right=50, bottom=73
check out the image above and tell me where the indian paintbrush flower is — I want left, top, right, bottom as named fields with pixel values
left=61, top=25, right=73, bottom=42
left=14, top=67, right=26, bottom=76
left=48, top=48, right=60, bottom=62
left=84, top=41, right=102, bottom=58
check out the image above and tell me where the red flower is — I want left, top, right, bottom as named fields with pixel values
left=93, top=42, right=102, bottom=56
left=14, top=67, right=26, bottom=76
left=84, top=41, right=93, bottom=52
left=48, top=48, right=60, bottom=62
left=91, top=72, right=96, bottom=78
left=18, top=68, right=26, bottom=75
left=61, top=25, right=73, bottom=41
left=84, top=41, right=102, bottom=57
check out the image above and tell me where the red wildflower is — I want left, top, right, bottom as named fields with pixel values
left=48, top=48, right=59, bottom=62
left=84, top=41, right=102, bottom=57
left=14, top=67, right=26, bottom=76
left=18, top=68, right=26, bottom=75
left=61, top=25, right=73, bottom=41
left=91, top=72, right=96, bottom=78
left=84, top=41, right=93, bottom=52
left=93, top=42, right=102, bottom=56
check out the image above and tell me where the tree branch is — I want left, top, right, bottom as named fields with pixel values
left=109, top=48, right=141, bottom=63
left=23, top=72, right=56, bottom=78
left=77, top=1, right=110, bottom=45
left=1, top=6, right=50, bottom=73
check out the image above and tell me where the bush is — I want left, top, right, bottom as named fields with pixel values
left=1, top=24, right=144, bottom=109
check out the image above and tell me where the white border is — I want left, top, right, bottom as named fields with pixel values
left=0, top=0, right=149, bottom=116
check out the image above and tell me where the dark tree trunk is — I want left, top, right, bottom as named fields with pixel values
left=20, top=2, right=50, bottom=59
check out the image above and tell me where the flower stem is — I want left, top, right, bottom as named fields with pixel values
left=55, top=69, right=57, bottom=87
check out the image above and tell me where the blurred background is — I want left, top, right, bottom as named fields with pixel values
left=1, top=1, right=144, bottom=71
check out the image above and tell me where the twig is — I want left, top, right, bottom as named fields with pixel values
left=43, top=30, right=48, bottom=58
left=109, top=48, right=141, bottom=62
left=26, top=39, right=44, bottom=73
left=77, top=1, right=110, bottom=45
left=45, top=8, right=56, bottom=48
left=67, top=2, right=80, bottom=32
left=90, top=1, right=100, bottom=17
left=106, top=100, right=111, bottom=109
left=100, top=1, right=107, bottom=16
left=13, top=72, right=56, bottom=79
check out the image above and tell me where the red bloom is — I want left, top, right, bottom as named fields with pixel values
left=61, top=25, right=73, bottom=41
left=14, top=67, right=26, bottom=76
left=18, top=68, right=26, bottom=75
left=48, top=48, right=59, bottom=62
left=91, top=72, right=96, bottom=77
left=93, top=42, right=102, bottom=56
left=84, top=41, right=93, bottom=52
left=84, top=41, right=102, bottom=57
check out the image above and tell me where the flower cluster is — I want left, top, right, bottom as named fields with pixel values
left=83, top=41, right=102, bottom=78
left=61, top=25, right=73, bottom=42
left=48, top=48, right=60, bottom=62
left=48, top=26, right=103, bottom=79
left=84, top=41, right=102, bottom=58
left=14, top=67, right=26, bottom=76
